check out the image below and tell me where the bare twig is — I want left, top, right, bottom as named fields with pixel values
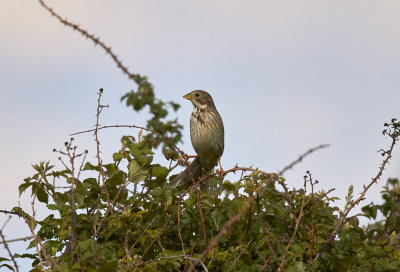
left=315, top=120, right=400, bottom=260
left=70, top=124, right=186, bottom=157
left=0, top=209, right=24, bottom=217
left=277, top=144, right=330, bottom=176
left=309, top=174, right=317, bottom=270
left=187, top=198, right=253, bottom=272
left=38, top=0, right=140, bottom=82
left=133, top=220, right=169, bottom=272
left=258, top=223, right=277, bottom=271
left=277, top=174, right=308, bottom=272
left=124, top=216, right=159, bottom=259
left=228, top=240, right=252, bottom=272
left=186, top=144, right=329, bottom=271
left=94, top=88, right=111, bottom=208
left=141, top=255, right=208, bottom=271
left=317, top=188, right=336, bottom=201
left=0, top=217, right=19, bottom=272
left=27, top=193, right=61, bottom=270
left=0, top=230, right=19, bottom=272
left=0, top=235, right=34, bottom=245
left=177, top=199, right=186, bottom=256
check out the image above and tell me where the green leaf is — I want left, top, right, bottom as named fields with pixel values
left=36, top=186, right=48, bottom=204
left=46, top=204, right=61, bottom=211
left=163, top=149, right=179, bottom=161
left=128, top=160, right=148, bottom=183
left=83, top=162, right=99, bottom=171
left=112, top=152, right=125, bottom=161
left=19, top=182, right=33, bottom=196
left=107, top=171, right=127, bottom=186
left=0, top=264, right=14, bottom=271
left=152, top=166, right=169, bottom=180
left=14, top=253, right=37, bottom=259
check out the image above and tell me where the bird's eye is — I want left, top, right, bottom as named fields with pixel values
left=195, top=93, right=200, bottom=97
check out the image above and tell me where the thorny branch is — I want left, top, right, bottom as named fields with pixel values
left=315, top=119, right=400, bottom=260
left=70, top=114, right=327, bottom=270
left=38, top=0, right=140, bottom=82
left=187, top=144, right=327, bottom=271
left=277, top=174, right=308, bottom=272
left=71, top=124, right=186, bottom=157
left=0, top=235, right=34, bottom=245
left=0, top=217, right=19, bottom=272
left=94, top=88, right=111, bottom=210
left=308, top=173, right=317, bottom=270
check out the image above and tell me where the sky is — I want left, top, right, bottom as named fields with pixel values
left=1, top=0, right=400, bottom=269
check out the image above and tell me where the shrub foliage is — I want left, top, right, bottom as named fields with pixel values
left=2, top=116, right=400, bottom=271
left=1, top=2, right=400, bottom=271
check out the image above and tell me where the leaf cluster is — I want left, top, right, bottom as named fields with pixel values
left=4, top=135, right=400, bottom=271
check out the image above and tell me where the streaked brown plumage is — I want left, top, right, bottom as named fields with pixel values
left=170, top=90, right=224, bottom=191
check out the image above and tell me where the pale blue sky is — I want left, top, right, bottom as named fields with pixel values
left=1, top=0, right=400, bottom=269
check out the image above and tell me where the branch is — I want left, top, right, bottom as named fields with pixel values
left=38, top=0, right=140, bottom=82
left=0, top=236, right=34, bottom=245
left=0, top=209, right=23, bottom=217
left=277, top=174, right=308, bottom=271
left=187, top=198, right=253, bottom=272
left=315, top=120, right=400, bottom=260
left=0, top=230, right=19, bottom=272
left=187, top=144, right=330, bottom=271
left=70, top=124, right=186, bottom=157
left=277, top=144, right=330, bottom=176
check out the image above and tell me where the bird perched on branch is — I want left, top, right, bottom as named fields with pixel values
left=170, top=90, right=224, bottom=191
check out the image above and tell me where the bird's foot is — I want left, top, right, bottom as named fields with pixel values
left=178, top=154, right=199, bottom=165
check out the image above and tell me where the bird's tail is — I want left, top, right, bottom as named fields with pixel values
left=169, top=157, right=209, bottom=191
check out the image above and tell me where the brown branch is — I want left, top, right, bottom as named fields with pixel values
left=0, top=229, right=19, bottom=272
left=141, top=255, right=208, bottom=271
left=317, top=188, right=336, bottom=201
left=124, top=216, right=159, bottom=260
left=186, top=144, right=329, bottom=271
left=0, top=209, right=24, bottom=217
left=38, top=0, right=139, bottom=82
left=187, top=197, right=253, bottom=272
left=177, top=199, right=186, bottom=256
left=0, top=216, right=19, bottom=271
left=228, top=240, right=252, bottom=272
left=70, top=124, right=186, bottom=157
left=277, top=175, right=308, bottom=271
left=94, top=88, right=111, bottom=208
left=133, top=220, right=169, bottom=272
left=315, top=120, right=400, bottom=260
left=277, top=144, right=330, bottom=176
left=258, top=223, right=277, bottom=271
left=0, top=235, right=34, bottom=244
left=308, top=173, right=317, bottom=270
left=28, top=193, right=61, bottom=270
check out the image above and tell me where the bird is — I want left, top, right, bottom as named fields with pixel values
left=170, top=90, right=224, bottom=191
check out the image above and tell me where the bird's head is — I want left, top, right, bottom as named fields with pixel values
left=183, top=90, right=216, bottom=109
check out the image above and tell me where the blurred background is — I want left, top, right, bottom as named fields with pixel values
left=1, top=0, right=400, bottom=270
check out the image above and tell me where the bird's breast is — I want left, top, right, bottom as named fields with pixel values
left=190, top=107, right=224, bottom=168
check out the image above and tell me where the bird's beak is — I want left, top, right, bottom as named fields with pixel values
left=183, top=93, right=192, bottom=100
